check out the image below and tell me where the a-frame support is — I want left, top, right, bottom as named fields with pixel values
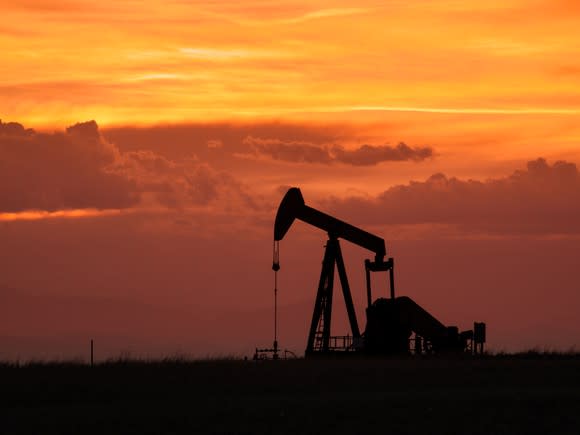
left=305, top=237, right=360, bottom=355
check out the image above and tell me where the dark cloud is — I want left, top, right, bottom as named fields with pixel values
left=0, top=120, right=258, bottom=213
left=119, top=149, right=259, bottom=211
left=103, top=122, right=351, bottom=160
left=0, top=120, right=35, bottom=136
left=244, top=136, right=333, bottom=164
left=326, top=158, right=580, bottom=235
left=331, top=142, right=433, bottom=165
left=244, top=136, right=433, bottom=166
left=0, top=120, right=139, bottom=212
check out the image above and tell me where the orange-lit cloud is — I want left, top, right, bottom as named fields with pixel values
left=326, top=158, right=580, bottom=236
left=0, top=208, right=122, bottom=222
left=0, top=120, right=260, bottom=216
left=0, top=120, right=139, bottom=212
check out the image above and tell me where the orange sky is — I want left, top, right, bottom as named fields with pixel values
left=1, top=1, right=580, bottom=358
left=3, top=0, right=580, bottom=125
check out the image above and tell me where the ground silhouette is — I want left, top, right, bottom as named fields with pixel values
left=2, top=355, right=580, bottom=434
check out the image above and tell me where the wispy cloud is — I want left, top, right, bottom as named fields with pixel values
left=125, top=73, right=188, bottom=82
left=194, top=6, right=373, bottom=26
left=0, top=208, right=122, bottom=222
left=343, top=106, right=580, bottom=115
left=271, top=7, right=372, bottom=24
left=179, top=47, right=286, bottom=60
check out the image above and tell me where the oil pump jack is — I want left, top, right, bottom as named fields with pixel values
left=272, top=187, right=485, bottom=356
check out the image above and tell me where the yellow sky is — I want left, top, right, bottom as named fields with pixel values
left=2, top=0, right=580, bottom=126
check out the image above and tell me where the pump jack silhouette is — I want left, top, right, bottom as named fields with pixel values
left=263, top=187, right=486, bottom=357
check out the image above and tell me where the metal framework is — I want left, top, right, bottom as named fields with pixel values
left=271, top=187, right=485, bottom=357
left=305, top=237, right=360, bottom=354
left=274, top=188, right=396, bottom=355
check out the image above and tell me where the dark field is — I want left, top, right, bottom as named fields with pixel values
left=2, top=355, right=580, bottom=434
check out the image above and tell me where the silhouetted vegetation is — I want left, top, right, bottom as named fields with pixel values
left=2, top=354, right=580, bottom=434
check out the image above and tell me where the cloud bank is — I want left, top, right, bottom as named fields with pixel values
left=244, top=136, right=433, bottom=165
left=326, top=158, right=580, bottom=235
left=3, top=119, right=578, bottom=237
left=0, top=120, right=256, bottom=213
left=0, top=120, right=138, bottom=212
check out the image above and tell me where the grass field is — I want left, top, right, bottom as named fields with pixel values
left=2, top=354, right=580, bottom=434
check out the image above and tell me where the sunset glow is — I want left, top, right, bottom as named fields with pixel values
left=3, top=1, right=580, bottom=126
left=2, top=1, right=580, bottom=358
